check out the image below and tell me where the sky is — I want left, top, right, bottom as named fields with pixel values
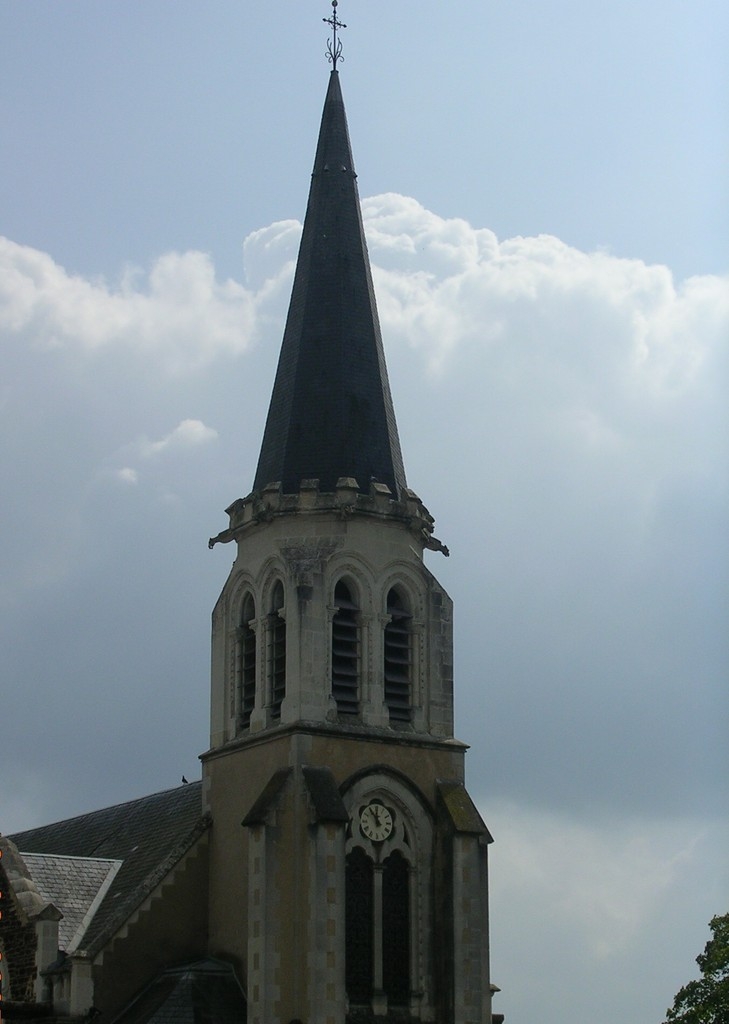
left=1, top=2, right=727, bottom=1023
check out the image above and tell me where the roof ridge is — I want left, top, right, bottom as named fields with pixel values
left=10, top=780, right=202, bottom=839
left=19, top=851, right=122, bottom=865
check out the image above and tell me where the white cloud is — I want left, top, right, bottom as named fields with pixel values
left=3, top=199, right=724, bottom=395
left=363, top=193, right=498, bottom=274
left=139, top=418, right=219, bottom=458
left=242, top=220, right=300, bottom=291
left=364, top=195, right=728, bottom=394
left=96, top=422, right=218, bottom=495
left=2, top=197, right=726, bottom=953
left=0, top=238, right=259, bottom=371
left=1, top=199, right=726, bottom=1024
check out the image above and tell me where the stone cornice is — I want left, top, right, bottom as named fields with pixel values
left=209, top=477, right=449, bottom=556
left=199, top=719, right=467, bottom=765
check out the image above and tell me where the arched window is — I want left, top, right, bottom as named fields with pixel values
left=345, top=847, right=374, bottom=1005
left=384, top=587, right=412, bottom=722
left=332, top=579, right=359, bottom=714
left=382, top=850, right=410, bottom=1006
left=343, top=776, right=433, bottom=1018
left=237, top=593, right=256, bottom=730
left=268, top=581, right=286, bottom=717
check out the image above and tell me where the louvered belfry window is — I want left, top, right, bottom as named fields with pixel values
left=384, top=588, right=412, bottom=722
left=238, top=594, right=256, bottom=729
left=268, top=581, right=286, bottom=717
left=332, top=580, right=359, bottom=714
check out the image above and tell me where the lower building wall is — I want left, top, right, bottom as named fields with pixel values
left=93, top=835, right=210, bottom=1021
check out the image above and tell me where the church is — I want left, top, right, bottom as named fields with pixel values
left=1, top=10, right=499, bottom=1024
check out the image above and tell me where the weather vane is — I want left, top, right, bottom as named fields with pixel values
left=324, top=0, right=346, bottom=69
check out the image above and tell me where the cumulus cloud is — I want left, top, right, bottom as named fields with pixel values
left=0, top=238, right=258, bottom=371
left=1, top=201, right=726, bottom=1024
left=365, top=194, right=727, bottom=393
left=2, top=195, right=726, bottom=1024
left=3, top=196, right=724, bottom=392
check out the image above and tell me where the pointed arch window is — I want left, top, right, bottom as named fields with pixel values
left=237, top=593, right=256, bottom=730
left=332, top=579, right=360, bottom=714
left=345, top=822, right=413, bottom=1011
left=268, top=581, right=286, bottom=717
left=384, top=587, right=412, bottom=722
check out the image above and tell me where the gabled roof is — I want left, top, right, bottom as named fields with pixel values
left=302, top=765, right=349, bottom=822
left=20, top=853, right=121, bottom=953
left=240, top=767, right=292, bottom=827
left=253, top=70, right=406, bottom=499
left=10, top=782, right=208, bottom=956
left=437, top=781, right=494, bottom=842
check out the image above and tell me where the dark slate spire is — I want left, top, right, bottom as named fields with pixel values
left=253, top=71, right=407, bottom=499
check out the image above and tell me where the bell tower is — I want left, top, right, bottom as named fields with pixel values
left=203, top=18, right=494, bottom=1024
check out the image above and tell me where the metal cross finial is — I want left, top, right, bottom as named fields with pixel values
left=324, top=0, right=346, bottom=69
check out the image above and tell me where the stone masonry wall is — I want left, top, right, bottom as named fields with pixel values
left=0, top=851, right=38, bottom=1002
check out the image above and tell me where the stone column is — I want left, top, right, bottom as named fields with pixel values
left=308, top=822, right=346, bottom=1024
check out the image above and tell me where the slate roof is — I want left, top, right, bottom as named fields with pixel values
left=240, top=766, right=349, bottom=829
left=437, top=781, right=494, bottom=841
left=20, top=853, right=121, bottom=952
left=302, top=765, right=349, bottom=822
left=240, top=767, right=292, bottom=827
left=10, top=782, right=208, bottom=956
left=253, top=70, right=407, bottom=499
left=110, top=958, right=246, bottom=1024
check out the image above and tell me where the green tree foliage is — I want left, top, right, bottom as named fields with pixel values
left=664, top=914, right=729, bottom=1024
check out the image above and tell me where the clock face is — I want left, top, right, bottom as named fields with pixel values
left=360, top=802, right=393, bottom=842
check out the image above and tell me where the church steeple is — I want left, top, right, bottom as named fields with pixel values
left=253, top=70, right=406, bottom=499
left=204, top=23, right=493, bottom=1023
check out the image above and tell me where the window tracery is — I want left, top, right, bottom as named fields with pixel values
left=343, top=773, right=434, bottom=1016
